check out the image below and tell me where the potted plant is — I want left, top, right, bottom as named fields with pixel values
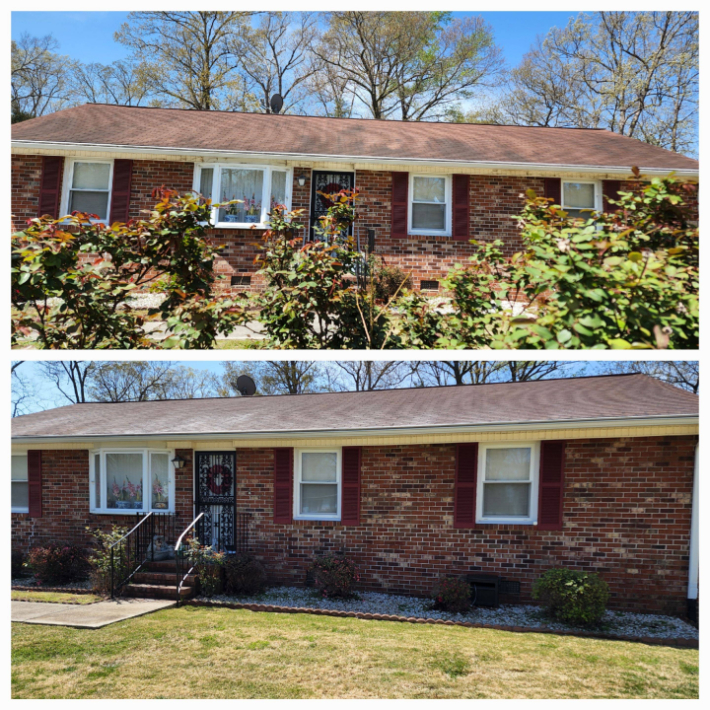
left=152, top=477, right=168, bottom=509
left=243, top=194, right=261, bottom=223
left=224, top=202, right=241, bottom=223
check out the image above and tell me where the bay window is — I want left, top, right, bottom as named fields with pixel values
left=294, top=449, right=341, bottom=520
left=90, top=449, right=175, bottom=514
left=64, top=160, right=113, bottom=221
left=409, top=174, right=451, bottom=235
left=193, top=164, right=292, bottom=228
left=477, top=443, right=539, bottom=524
left=11, top=455, right=29, bottom=514
left=562, top=181, right=600, bottom=219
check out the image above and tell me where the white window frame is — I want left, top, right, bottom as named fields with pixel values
left=60, top=158, right=114, bottom=223
left=193, top=163, right=293, bottom=229
left=408, top=173, right=452, bottom=237
left=293, top=448, right=342, bottom=521
left=11, top=454, right=29, bottom=514
left=476, top=442, right=540, bottom=525
left=89, top=448, right=175, bottom=515
left=561, top=180, right=602, bottom=217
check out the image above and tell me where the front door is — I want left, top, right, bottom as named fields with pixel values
left=310, top=170, right=355, bottom=240
left=195, top=451, right=237, bottom=552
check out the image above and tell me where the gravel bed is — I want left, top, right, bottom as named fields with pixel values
left=11, top=576, right=93, bottom=591
left=124, top=292, right=167, bottom=309
left=199, top=586, right=698, bottom=640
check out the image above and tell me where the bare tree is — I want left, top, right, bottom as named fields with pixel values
left=12, top=362, right=32, bottom=417
left=325, top=362, right=413, bottom=391
left=412, top=362, right=506, bottom=386
left=71, top=60, right=153, bottom=106
left=599, top=361, right=698, bottom=393
left=233, top=12, right=320, bottom=114
left=38, top=361, right=97, bottom=404
left=222, top=361, right=326, bottom=396
left=87, top=362, right=178, bottom=401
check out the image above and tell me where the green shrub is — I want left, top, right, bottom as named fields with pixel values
left=186, top=539, right=225, bottom=597
left=27, top=544, right=90, bottom=585
left=432, top=577, right=472, bottom=614
left=309, top=555, right=360, bottom=598
left=371, top=258, right=411, bottom=301
left=12, top=550, right=28, bottom=578
left=223, top=554, right=268, bottom=595
left=86, top=525, right=129, bottom=594
left=533, top=568, right=609, bottom=626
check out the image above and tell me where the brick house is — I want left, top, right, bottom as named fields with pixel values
left=11, top=104, right=699, bottom=293
left=11, top=374, right=699, bottom=616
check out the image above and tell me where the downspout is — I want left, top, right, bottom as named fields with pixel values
left=687, top=444, right=699, bottom=606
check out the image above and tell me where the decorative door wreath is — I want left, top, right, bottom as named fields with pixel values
left=206, top=464, right=233, bottom=495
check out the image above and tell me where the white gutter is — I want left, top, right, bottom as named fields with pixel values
left=10, top=414, right=698, bottom=446
left=10, top=140, right=699, bottom=179
left=688, top=443, right=699, bottom=600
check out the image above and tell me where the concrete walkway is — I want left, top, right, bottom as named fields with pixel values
left=11, top=598, right=175, bottom=629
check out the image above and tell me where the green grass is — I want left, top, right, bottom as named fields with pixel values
left=12, top=591, right=104, bottom=605
left=11, top=606, right=698, bottom=699
left=214, top=338, right=265, bottom=349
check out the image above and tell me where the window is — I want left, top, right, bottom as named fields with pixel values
left=11, top=455, right=28, bottom=513
left=409, top=175, right=451, bottom=235
left=294, top=449, right=341, bottom=520
left=562, top=181, right=600, bottom=219
left=90, top=449, right=174, bottom=514
left=477, top=443, right=539, bottom=524
left=193, top=164, right=292, bottom=228
left=64, top=160, right=113, bottom=221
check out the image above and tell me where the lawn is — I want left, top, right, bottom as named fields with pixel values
left=11, top=591, right=104, bottom=605
left=11, top=606, right=698, bottom=699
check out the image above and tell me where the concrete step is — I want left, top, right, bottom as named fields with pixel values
left=124, top=583, right=194, bottom=600
left=133, top=571, right=196, bottom=586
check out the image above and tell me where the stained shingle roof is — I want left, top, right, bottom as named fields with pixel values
left=11, top=375, right=698, bottom=440
left=11, top=103, right=699, bottom=172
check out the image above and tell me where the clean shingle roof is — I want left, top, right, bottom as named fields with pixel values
left=11, top=103, right=699, bottom=172
left=11, top=375, right=698, bottom=440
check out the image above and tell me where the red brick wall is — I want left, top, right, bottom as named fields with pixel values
left=11, top=154, right=52, bottom=231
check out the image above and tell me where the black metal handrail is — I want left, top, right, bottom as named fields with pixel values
left=174, top=512, right=204, bottom=603
left=109, top=511, right=177, bottom=598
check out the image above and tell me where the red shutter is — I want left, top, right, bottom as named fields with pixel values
left=452, top=174, right=470, bottom=241
left=538, top=441, right=565, bottom=530
left=391, top=172, right=409, bottom=237
left=341, top=447, right=362, bottom=525
left=38, top=156, right=64, bottom=218
left=602, top=179, right=622, bottom=213
left=543, top=177, right=561, bottom=205
left=273, top=448, right=293, bottom=524
left=454, top=443, right=478, bottom=528
left=109, top=159, right=133, bottom=225
left=27, top=450, right=42, bottom=518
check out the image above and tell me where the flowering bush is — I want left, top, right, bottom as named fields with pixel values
left=309, top=555, right=360, bottom=598
left=431, top=577, right=472, bottom=614
left=85, top=525, right=129, bottom=594
left=27, top=544, right=90, bottom=585
left=224, top=554, right=268, bottom=595
left=533, top=568, right=609, bottom=627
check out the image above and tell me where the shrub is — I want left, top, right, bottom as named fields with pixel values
left=431, top=577, right=472, bottom=614
left=309, top=555, right=360, bottom=598
left=12, top=550, right=28, bottom=578
left=186, top=539, right=225, bottom=597
left=533, top=568, right=609, bottom=626
left=224, top=554, right=268, bottom=595
left=370, top=258, right=411, bottom=301
left=27, top=544, right=90, bottom=585
left=86, top=525, right=129, bottom=594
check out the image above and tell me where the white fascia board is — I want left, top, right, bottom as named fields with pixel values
left=10, top=140, right=699, bottom=179
left=10, top=415, right=698, bottom=447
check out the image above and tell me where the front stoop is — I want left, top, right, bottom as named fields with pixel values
left=123, top=560, right=197, bottom=600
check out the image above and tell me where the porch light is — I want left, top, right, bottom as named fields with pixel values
left=297, top=173, right=307, bottom=187
left=171, top=454, right=186, bottom=470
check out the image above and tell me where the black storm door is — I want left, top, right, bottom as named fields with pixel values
left=195, top=451, right=237, bottom=552
left=310, top=170, right=355, bottom=240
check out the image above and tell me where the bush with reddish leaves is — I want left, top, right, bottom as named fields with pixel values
left=431, top=577, right=472, bottom=614
left=27, top=544, right=90, bottom=585
left=309, top=555, right=360, bottom=598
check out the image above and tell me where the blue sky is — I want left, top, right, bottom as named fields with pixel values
left=11, top=11, right=578, bottom=68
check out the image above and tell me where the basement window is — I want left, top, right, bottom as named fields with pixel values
left=293, top=449, right=341, bottom=521
left=11, top=455, right=29, bottom=514
left=476, top=443, right=540, bottom=525
left=90, top=449, right=175, bottom=514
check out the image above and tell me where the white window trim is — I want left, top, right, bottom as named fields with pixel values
left=60, top=158, right=114, bottom=223
left=408, top=173, right=452, bottom=237
left=90, top=448, right=175, bottom=515
left=561, top=180, right=602, bottom=215
left=193, top=163, right=293, bottom=230
left=293, top=448, right=342, bottom=521
left=476, top=442, right=540, bottom=525
left=11, top=453, right=29, bottom=514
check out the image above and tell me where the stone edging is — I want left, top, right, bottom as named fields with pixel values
left=186, top=600, right=699, bottom=649
left=11, top=585, right=97, bottom=596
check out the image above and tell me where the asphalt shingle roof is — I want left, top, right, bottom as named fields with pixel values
left=11, top=375, right=698, bottom=440
left=11, top=104, right=699, bottom=172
